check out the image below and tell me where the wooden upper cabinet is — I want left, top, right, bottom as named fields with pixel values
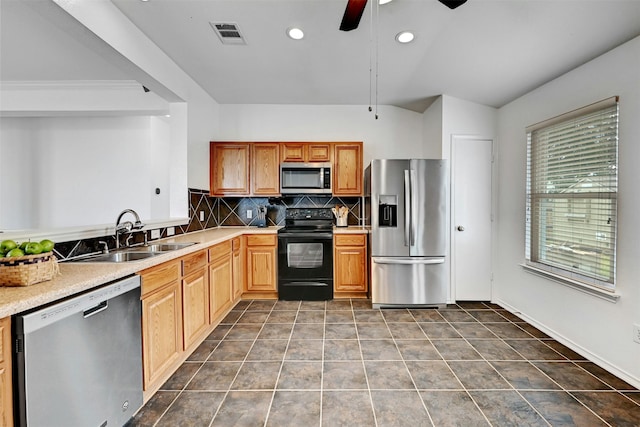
left=210, top=142, right=250, bottom=196
left=252, top=143, right=280, bottom=195
left=280, top=143, right=306, bottom=162
left=308, top=144, right=331, bottom=162
left=333, top=142, right=363, bottom=196
left=281, top=142, right=331, bottom=163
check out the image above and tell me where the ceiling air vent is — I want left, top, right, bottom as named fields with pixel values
left=210, top=22, right=247, bottom=45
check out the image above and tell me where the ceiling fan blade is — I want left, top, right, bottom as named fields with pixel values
left=438, top=0, right=468, bottom=9
left=340, top=0, right=368, bottom=32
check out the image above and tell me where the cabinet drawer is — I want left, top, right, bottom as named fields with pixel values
left=246, top=234, right=277, bottom=246
left=334, top=234, right=366, bottom=247
left=140, top=261, right=180, bottom=297
left=209, top=240, right=232, bottom=261
left=182, top=250, right=207, bottom=276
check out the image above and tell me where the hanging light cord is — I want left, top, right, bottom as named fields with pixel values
left=368, top=0, right=373, bottom=113
left=375, top=0, right=379, bottom=119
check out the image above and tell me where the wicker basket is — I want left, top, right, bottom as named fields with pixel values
left=0, top=252, right=60, bottom=287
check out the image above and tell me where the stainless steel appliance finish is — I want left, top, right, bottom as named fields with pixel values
left=14, top=275, right=143, bottom=427
left=278, top=208, right=334, bottom=300
left=280, top=162, right=332, bottom=194
left=366, top=159, right=449, bottom=308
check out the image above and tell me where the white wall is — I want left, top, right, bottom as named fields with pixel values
left=0, top=116, right=169, bottom=229
left=214, top=104, right=425, bottom=169
left=441, top=95, right=497, bottom=159
left=495, top=35, right=640, bottom=387
left=421, top=96, right=443, bottom=158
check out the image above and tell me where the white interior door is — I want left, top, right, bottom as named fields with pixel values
left=451, top=137, right=493, bottom=301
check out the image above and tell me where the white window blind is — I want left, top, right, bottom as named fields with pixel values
left=525, top=97, right=618, bottom=290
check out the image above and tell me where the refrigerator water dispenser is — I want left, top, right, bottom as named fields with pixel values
left=378, top=195, right=397, bottom=227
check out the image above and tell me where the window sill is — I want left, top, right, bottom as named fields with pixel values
left=520, top=263, right=620, bottom=303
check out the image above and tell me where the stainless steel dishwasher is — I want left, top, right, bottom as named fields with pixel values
left=14, top=275, right=143, bottom=427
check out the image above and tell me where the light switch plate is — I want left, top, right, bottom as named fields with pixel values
left=247, top=209, right=253, bottom=219
left=167, top=226, right=175, bottom=236
left=150, top=229, right=160, bottom=240
left=199, top=211, right=205, bottom=221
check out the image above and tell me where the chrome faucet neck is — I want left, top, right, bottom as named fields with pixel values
left=115, top=209, right=145, bottom=249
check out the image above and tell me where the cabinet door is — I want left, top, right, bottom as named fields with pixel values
left=182, top=268, right=209, bottom=350
left=280, top=143, right=306, bottom=162
left=210, top=254, right=233, bottom=321
left=252, top=143, right=280, bottom=195
left=333, top=143, right=363, bottom=195
left=246, top=244, right=277, bottom=292
left=232, top=237, right=244, bottom=300
left=334, top=246, right=367, bottom=292
left=308, top=143, right=331, bottom=162
left=141, top=281, right=183, bottom=390
left=0, top=317, right=12, bottom=427
left=210, top=142, right=250, bottom=195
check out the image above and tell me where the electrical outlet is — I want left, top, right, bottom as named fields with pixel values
left=167, top=226, right=175, bottom=236
left=199, top=211, right=205, bottom=221
left=633, top=324, right=640, bottom=344
left=247, top=209, right=252, bottom=219
left=150, top=229, right=160, bottom=240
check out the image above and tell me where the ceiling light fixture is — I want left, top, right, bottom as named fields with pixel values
left=395, top=31, right=415, bottom=44
left=287, top=27, right=304, bottom=40
left=379, top=0, right=393, bottom=4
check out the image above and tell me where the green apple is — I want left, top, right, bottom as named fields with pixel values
left=0, top=240, right=17, bottom=253
left=24, top=242, right=43, bottom=255
left=7, top=248, right=25, bottom=257
left=39, top=239, right=55, bottom=253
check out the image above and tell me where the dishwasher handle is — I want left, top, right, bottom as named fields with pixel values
left=83, top=301, right=108, bottom=318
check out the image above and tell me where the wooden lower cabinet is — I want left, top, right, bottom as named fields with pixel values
left=209, top=242, right=233, bottom=322
left=140, top=269, right=183, bottom=391
left=244, top=234, right=277, bottom=297
left=232, top=237, right=244, bottom=300
left=0, top=316, right=13, bottom=427
left=334, top=233, right=368, bottom=298
left=181, top=251, right=209, bottom=351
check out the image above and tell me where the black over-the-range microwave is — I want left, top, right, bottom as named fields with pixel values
left=280, top=162, right=332, bottom=194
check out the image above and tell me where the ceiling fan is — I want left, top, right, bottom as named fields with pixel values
left=339, top=0, right=468, bottom=31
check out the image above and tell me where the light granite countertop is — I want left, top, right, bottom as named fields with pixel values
left=0, top=226, right=370, bottom=318
left=0, top=227, right=279, bottom=318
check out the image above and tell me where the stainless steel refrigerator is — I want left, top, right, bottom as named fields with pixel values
left=365, top=159, right=449, bottom=308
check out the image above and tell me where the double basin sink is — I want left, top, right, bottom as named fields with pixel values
left=77, top=242, right=196, bottom=263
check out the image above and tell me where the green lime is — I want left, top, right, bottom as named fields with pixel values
left=0, top=240, right=17, bottom=252
left=40, top=239, right=55, bottom=253
left=19, top=242, right=29, bottom=250
left=25, top=242, right=43, bottom=255
left=7, top=248, right=25, bottom=257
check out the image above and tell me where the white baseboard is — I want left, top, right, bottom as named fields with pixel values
left=493, top=298, right=640, bottom=390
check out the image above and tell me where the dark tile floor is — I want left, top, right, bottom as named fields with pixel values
left=129, top=300, right=640, bottom=427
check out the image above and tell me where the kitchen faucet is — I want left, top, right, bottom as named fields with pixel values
left=115, top=209, right=145, bottom=249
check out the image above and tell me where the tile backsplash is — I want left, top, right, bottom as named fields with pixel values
left=55, top=188, right=363, bottom=261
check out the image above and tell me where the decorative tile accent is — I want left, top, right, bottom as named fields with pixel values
left=214, top=195, right=363, bottom=227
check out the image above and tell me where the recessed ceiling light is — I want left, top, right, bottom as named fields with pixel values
left=379, top=0, right=393, bottom=4
left=287, top=27, right=304, bottom=40
left=395, top=31, right=415, bottom=44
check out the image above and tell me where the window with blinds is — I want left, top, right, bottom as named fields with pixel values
left=525, top=97, right=618, bottom=290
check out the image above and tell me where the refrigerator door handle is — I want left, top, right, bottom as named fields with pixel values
left=404, top=169, right=411, bottom=246
left=373, top=257, right=445, bottom=265
left=410, top=168, right=417, bottom=246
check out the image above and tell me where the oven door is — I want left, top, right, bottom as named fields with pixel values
left=278, top=232, right=333, bottom=281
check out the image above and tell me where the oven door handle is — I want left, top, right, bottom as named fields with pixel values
left=278, top=232, right=334, bottom=239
